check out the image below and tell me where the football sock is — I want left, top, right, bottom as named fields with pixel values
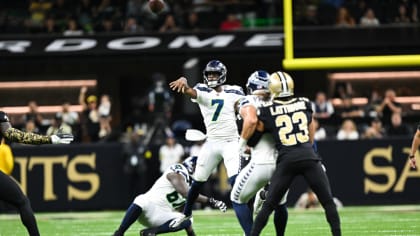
left=232, top=202, right=253, bottom=236
left=116, top=203, right=142, bottom=234
left=184, top=181, right=204, bottom=216
left=324, top=200, right=341, bottom=236
left=250, top=201, right=274, bottom=236
left=146, top=219, right=192, bottom=234
left=273, top=204, right=288, bottom=236
left=18, top=198, right=40, bottom=236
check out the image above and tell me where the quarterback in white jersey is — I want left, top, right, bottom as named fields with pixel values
left=169, top=59, right=244, bottom=228
left=113, top=156, right=227, bottom=236
left=232, top=70, right=289, bottom=236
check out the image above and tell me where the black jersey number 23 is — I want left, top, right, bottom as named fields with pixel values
left=275, top=111, right=309, bottom=146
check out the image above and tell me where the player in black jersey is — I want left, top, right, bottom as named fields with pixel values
left=408, top=123, right=420, bottom=169
left=249, top=72, right=341, bottom=236
left=0, top=111, right=73, bottom=236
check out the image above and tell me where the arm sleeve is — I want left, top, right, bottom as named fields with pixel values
left=3, top=127, right=52, bottom=145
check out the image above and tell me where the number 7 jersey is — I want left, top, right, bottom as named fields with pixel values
left=192, top=83, right=245, bottom=141
left=258, top=97, right=321, bottom=163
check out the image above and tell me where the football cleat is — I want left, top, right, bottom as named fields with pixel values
left=246, top=70, right=270, bottom=95
left=140, top=229, right=156, bottom=236
left=253, top=188, right=266, bottom=215
left=203, top=60, right=227, bottom=88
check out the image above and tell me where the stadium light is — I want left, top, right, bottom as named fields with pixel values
left=0, top=80, right=96, bottom=89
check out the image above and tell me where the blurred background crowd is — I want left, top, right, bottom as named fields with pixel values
left=0, top=0, right=419, bottom=35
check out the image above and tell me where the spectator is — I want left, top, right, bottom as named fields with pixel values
left=312, top=91, right=335, bottom=120
left=159, top=14, right=180, bottom=32
left=58, top=101, right=79, bottom=127
left=313, top=118, right=327, bottom=141
left=220, top=13, right=242, bottom=31
left=336, top=96, right=364, bottom=120
left=147, top=73, right=174, bottom=126
left=387, top=112, right=411, bottom=137
left=24, top=119, right=40, bottom=134
left=43, top=15, right=58, bottom=33
left=123, top=17, right=144, bottom=33
left=184, top=11, right=201, bottom=31
left=76, top=0, right=95, bottom=33
left=158, top=134, right=184, bottom=173
left=335, top=6, right=356, bottom=27
left=393, top=3, right=411, bottom=24
left=46, top=113, right=72, bottom=136
left=22, top=100, right=44, bottom=130
left=364, top=89, right=382, bottom=119
left=98, top=94, right=112, bottom=138
left=63, top=18, right=83, bottom=36
left=375, top=89, right=402, bottom=126
left=27, top=0, right=53, bottom=30
left=362, top=118, right=385, bottom=139
left=360, top=8, right=380, bottom=26
left=79, top=86, right=100, bottom=142
left=336, top=119, right=359, bottom=140
left=297, top=4, right=320, bottom=26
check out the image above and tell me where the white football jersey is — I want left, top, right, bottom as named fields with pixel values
left=141, top=163, right=190, bottom=210
left=238, top=95, right=277, bottom=164
left=193, top=83, right=245, bottom=141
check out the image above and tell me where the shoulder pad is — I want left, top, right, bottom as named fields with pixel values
left=0, top=111, right=10, bottom=123
left=194, top=83, right=212, bottom=92
left=298, top=97, right=310, bottom=102
left=223, top=85, right=245, bottom=95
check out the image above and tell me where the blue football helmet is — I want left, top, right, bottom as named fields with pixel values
left=182, top=156, right=198, bottom=175
left=246, top=70, right=270, bottom=95
left=203, top=60, right=227, bottom=88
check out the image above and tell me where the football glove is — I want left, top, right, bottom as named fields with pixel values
left=209, top=197, right=227, bottom=212
left=51, top=133, right=74, bottom=144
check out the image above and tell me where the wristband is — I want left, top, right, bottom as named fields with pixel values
left=238, top=137, right=248, bottom=149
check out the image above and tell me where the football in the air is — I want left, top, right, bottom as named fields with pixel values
left=149, top=0, right=164, bottom=14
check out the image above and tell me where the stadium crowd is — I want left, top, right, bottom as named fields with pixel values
left=0, top=0, right=419, bottom=35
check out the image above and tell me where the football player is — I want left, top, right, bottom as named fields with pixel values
left=112, top=155, right=227, bottom=236
left=408, top=123, right=420, bottom=169
left=231, top=70, right=288, bottom=236
left=169, top=60, right=244, bottom=228
left=0, top=111, right=73, bottom=236
left=249, top=72, right=341, bottom=236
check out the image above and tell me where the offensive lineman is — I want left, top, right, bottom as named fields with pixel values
left=0, top=111, right=73, bottom=236
left=231, top=71, right=288, bottom=236
left=112, top=154, right=227, bottom=236
left=250, top=72, right=341, bottom=236
left=169, top=60, right=245, bottom=228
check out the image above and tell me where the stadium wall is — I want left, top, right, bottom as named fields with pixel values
left=7, top=138, right=420, bottom=212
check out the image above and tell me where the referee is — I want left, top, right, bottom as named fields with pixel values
left=0, top=111, right=73, bottom=236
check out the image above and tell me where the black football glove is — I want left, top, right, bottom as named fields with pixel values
left=209, top=197, right=227, bottom=212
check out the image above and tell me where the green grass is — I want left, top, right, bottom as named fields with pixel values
left=1, top=205, right=420, bottom=235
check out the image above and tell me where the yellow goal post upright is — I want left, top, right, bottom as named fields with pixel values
left=282, top=0, right=420, bottom=70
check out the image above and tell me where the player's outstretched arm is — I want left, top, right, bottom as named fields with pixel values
left=169, top=77, right=197, bottom=99
left=1, top=111, right=74, bottom=145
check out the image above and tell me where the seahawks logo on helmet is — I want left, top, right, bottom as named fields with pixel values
left=246, top=70, right=270, bottom=95
left=203, top=60, right=227, bottom=88
left=0, top=111, right=10, bottom=123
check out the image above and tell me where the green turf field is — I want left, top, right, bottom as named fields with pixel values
left=1, top=205, right=420, bottom=236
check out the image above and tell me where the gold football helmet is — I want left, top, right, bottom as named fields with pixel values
left=269, top=71, right=294, bottom=98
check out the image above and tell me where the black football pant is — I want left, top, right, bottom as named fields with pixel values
left=251, top=160, right=341, bottom=236
left=0, top=171, right=40, bottom=236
